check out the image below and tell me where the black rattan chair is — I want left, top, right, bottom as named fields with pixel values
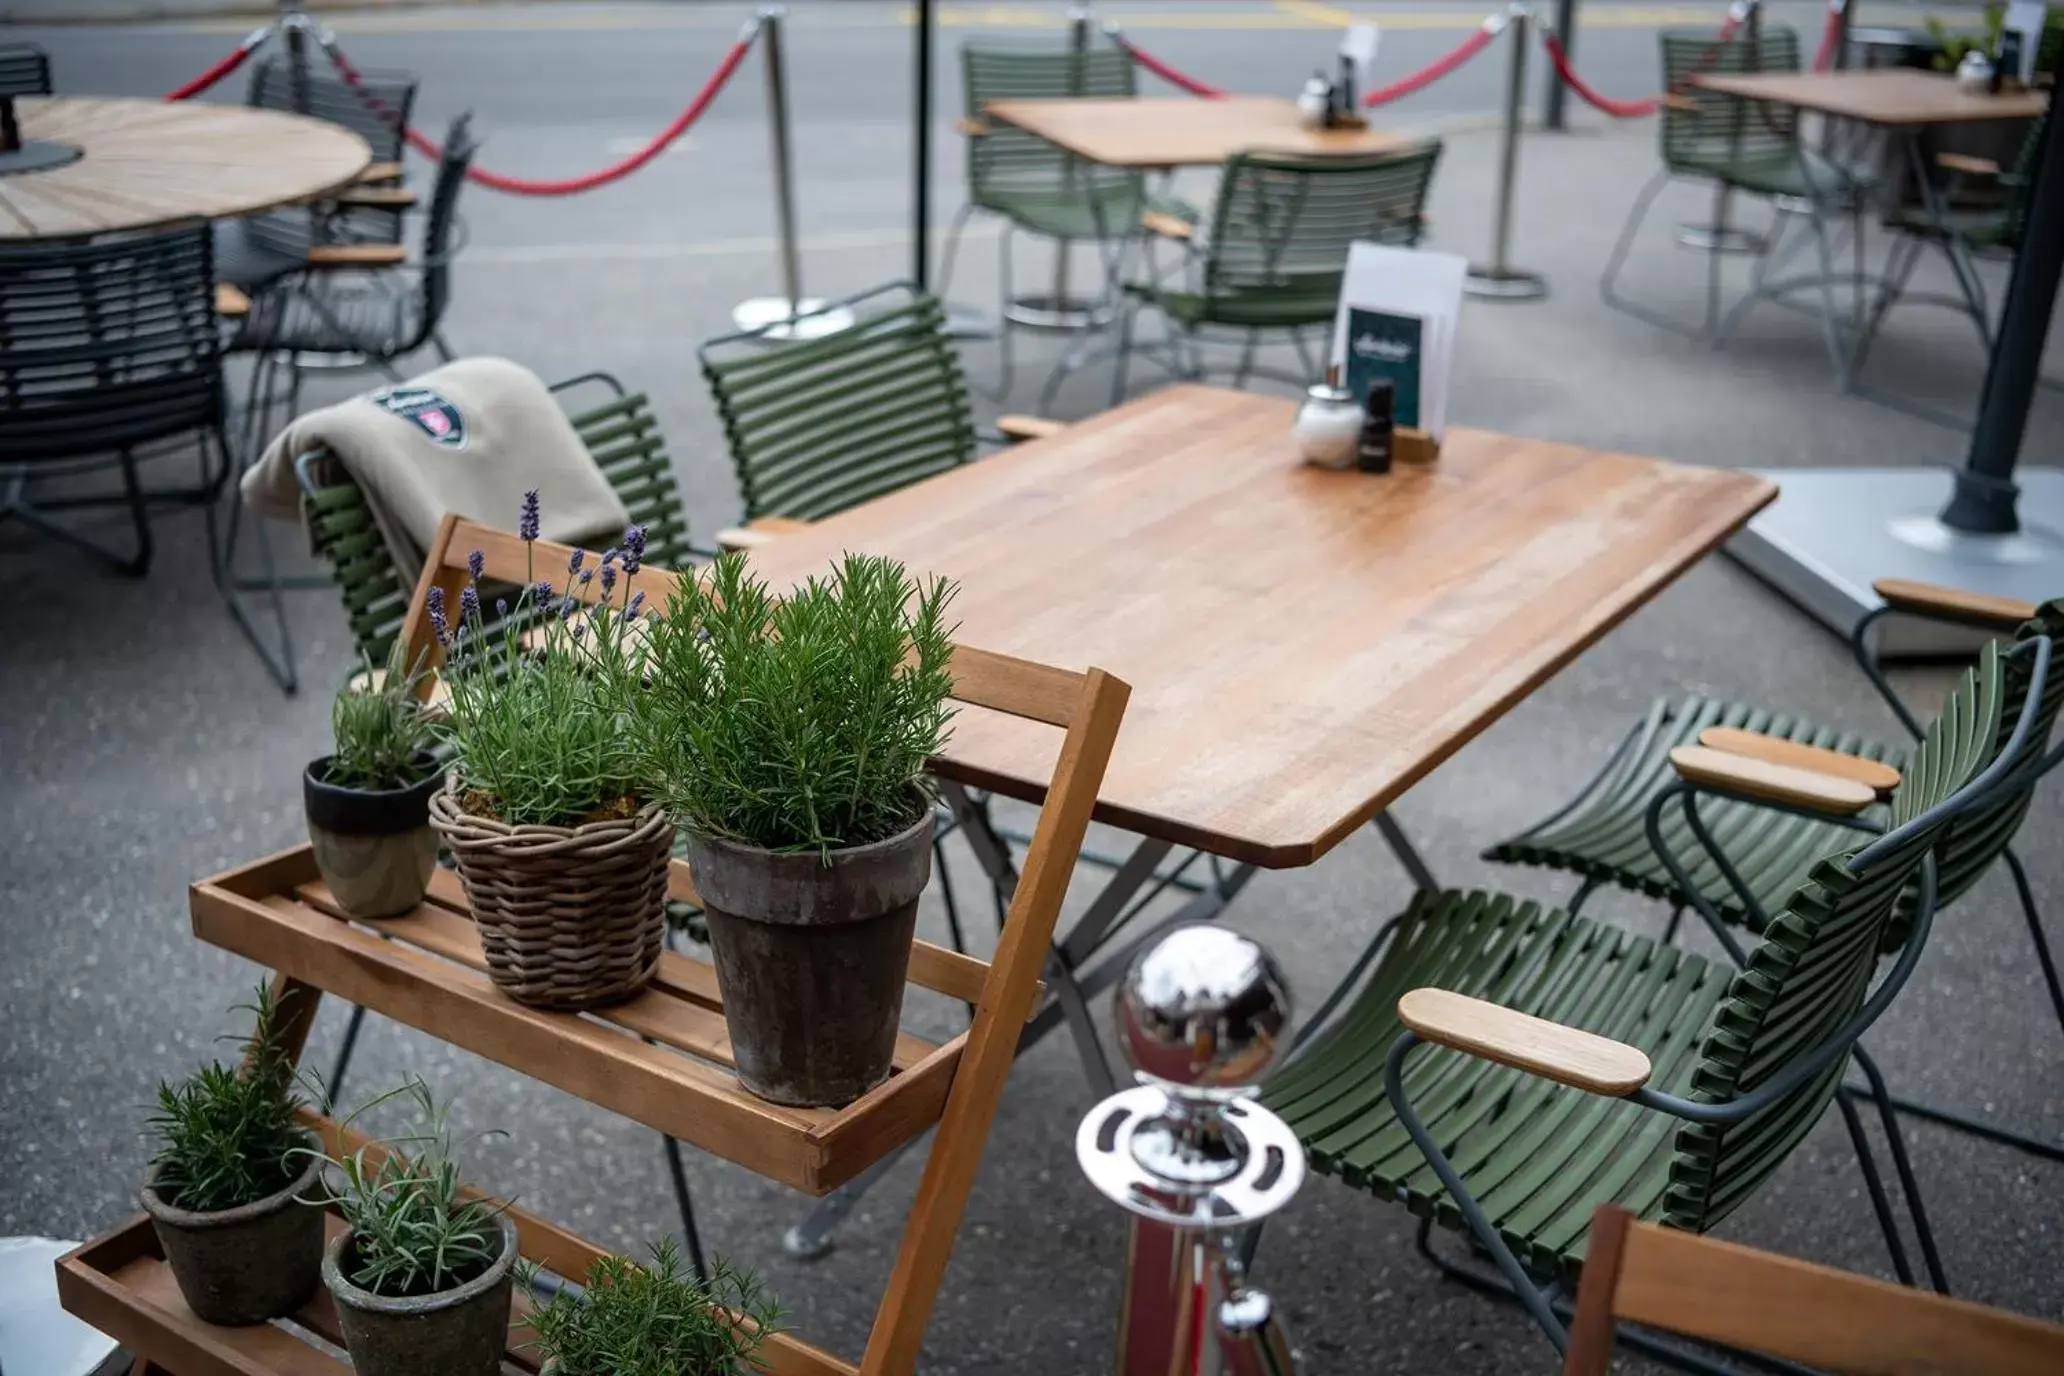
left=0, top=224, right=233, bottom=578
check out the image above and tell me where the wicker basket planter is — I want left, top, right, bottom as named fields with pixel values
left=429, top=780, right=670, bottom=1010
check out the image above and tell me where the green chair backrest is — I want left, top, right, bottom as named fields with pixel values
left=1198, top=144, right=1442, bottom=306
left=698, top=283, right=979, bottom=522
left=961, top=40, right=1141, bottom=210
left=1659, top=28, right=1801, bottom=176
left=1663, top=640, right=2022, bottom=1235
left=304, top=375, right=692, bottom=666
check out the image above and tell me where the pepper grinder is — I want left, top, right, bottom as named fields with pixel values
left=1076, top=925, right=1306, bottom=1376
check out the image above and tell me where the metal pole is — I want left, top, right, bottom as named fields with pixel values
left=1543, top=0, right=1576, bottom=131
left=1676, top=0, right=1768, bottom=253
left=1465, top=8, right=1549, bottom=299
left=913, top=0, right=933, bottom=288
left=1942, top=106, right=2063, bottom=534
left=283, top=0, right=311, bottom=113
left=1830, top=0, right=1852, bottom=71
left=732, top=7, right=853, bottom=340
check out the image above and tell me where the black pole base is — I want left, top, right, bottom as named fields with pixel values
left=1940, top=466, right=2023, bottom=535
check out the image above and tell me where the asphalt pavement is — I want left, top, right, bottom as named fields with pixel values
left=3, top=3, right=2061, bottom=1374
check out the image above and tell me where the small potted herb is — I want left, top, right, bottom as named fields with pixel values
left=637, top=553, right=956, bottom=1107
left=309, top=1080, right=517, bottom=1376
left=523, top=1239, right=782, bottom=1376
left=429, top=494, right=670, bottom=1009
left=140, top=986, right=325, bottom=1325
left=304, top=645, right=444, bottom=919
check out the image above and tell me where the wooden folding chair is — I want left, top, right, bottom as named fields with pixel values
left=1566, top=1204, right=2064, bottom=1376
left=59, top=514, right=1132, bottom=1376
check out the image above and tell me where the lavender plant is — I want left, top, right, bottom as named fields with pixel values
left=634, top=552, right=957, bottom=858
left=434, top=492, right=649, bottom=828
left=325, top=643, right=439, bottom=791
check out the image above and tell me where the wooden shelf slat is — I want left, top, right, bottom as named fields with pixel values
left=191, top=847, right=967, bottom=1196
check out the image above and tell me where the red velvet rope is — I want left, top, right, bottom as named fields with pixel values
left=1813, top=3, right=1844, bottom=73
left=1540, top=31, right=1663, bottom=117
left=1362, top=25, right=1498, bottom=107
left=324, top=33, right=755, bottom=197
left=1113, top=34, right=1226, bottom=98
left=163, top=39, right=257, bottom=101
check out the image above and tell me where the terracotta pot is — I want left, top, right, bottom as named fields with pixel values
left=687, top=803, right=931, bottom=1108
left=323, top=1213, right=517, bottom=1376
left=303, top=754, right=444, bottom=919
left=139, top=1128, right=325, bottom=1325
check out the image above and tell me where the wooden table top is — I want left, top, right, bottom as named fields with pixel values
left=0, top=97, right=371, bottom=241
left=982, top=96, right=1410, bottom=168
left=744, top=386, right=1777, bottom=869
left=1688, top=69, right=2048, bottom=126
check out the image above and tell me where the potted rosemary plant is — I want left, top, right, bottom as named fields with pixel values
left=140, top=986, right=325, bottom=1325
left=523, top=1239, right=782, bottom=1376
left=637, top=553, right=957, bottom=1107
left=304, top=645, right=444, bottom=919
left=430, top=494, right=669, bottom=1009
left=309, top=1079, right=517, bottom=1376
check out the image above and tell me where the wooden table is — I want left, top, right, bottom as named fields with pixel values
left=1688, top=68, right=2047, bottom=126
left=983, top=95, right=1409, bottom=170
left=749, top=385, right=1777, bottom=869
left=0, top=97, right=370, bottom=241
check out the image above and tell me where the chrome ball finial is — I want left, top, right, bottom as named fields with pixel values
left=1114, top=924, right=1292, bottom=1100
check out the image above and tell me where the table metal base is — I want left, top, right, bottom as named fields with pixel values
left=1004, top=292, right=1114, bottom=331
left=1464, top=265, right=1549, bottom=301
left=1726, top=465, right=2064, bottom=656
left=0, top=140, right=81, bottom=177
left=729, top=296, right=856, bottom=341
left=942, top=302, right=999, bottom=340
left=1674, top=221, right=1768, bottom=255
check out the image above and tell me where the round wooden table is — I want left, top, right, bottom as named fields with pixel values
left=0, top=97, right=371, bottom=241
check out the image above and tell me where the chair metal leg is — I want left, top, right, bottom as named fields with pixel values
left=1833, top=1086, right=1919, bottom=1288
left=0, top=448, right=155, bottom=577
left=1660, top=901, right=1686, bottom=946
left=1600, top=169, right=1726, bottom=340
left=1109, top=293, right=1138, bottom=408
left=2004, top=845, right=2064, bottom=1037
left=1565, top=875, right=1601, bottom=917
left=934, top=203, right=977, bottom=306
left=993, top=223, right=1019, bottom=402
left=661, top=1133, right=711, bottom=1283
left=212, top=424, right=299, bottom=694
left=1232, top=327, right=1261, bottom=390
left=1846, top=1046, right=1949, bottom=1294
left=431, top=329, right=457, bottom=365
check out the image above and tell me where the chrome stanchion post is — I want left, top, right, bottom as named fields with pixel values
left=1676, top=0, right=1768, bottom=253
left=1543, top=0, right=1577, bottom=131
left=1466, top=6, right=1549, bottom=300
left=733, top=6, right=854, bottom=340
left=1077, top=926, right=1306, bottom=1376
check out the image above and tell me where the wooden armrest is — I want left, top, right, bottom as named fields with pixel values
left=1936, top=151, right=2002, bottom=178
left=305, top=243, right=409, bottom=268
left=995, top=413, right=1067, bottom=443
left=1140, top=210, right=1194, bottom=241
left=1697, top=727, right=1901, bottom=799
left=334, top=186, right=417, bottom=209
left=956, top=116, right=991, bottom=138
left=357, top=160, right=405, bottom=185
left=1872, top=577, right=2037, bottom=632
left=1668, top=744, right=1876, bottom=815
left=215, top=282, right=251, bottom=318
left=1397, top=988, right=1651, bottom=1095
left=714, top=515, right=814, bottom=553
left=1663, top=93, right=1701, bottom=112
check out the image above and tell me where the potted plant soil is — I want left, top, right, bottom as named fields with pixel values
left=309, top=1079, right=517, bottom=1376
left=523, top=1238, right=782, bottom=1376
left=304, top=645, right=444, bottom=919
left=637, top=553, right=957, bottom=1108
left=430, top=494, right=669, bottom=1009
left=140, top=986, right=325, bottom=1325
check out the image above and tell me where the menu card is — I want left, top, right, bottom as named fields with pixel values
left=1330, top=243, right=1467, bottom=439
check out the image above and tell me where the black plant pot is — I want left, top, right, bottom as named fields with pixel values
left=140, top=1129, right=326, bottom=1325
left=688, top=804, right=932, bottom=1108
left=303, top=754, right=445, bottom=919
left=324, top=1215, right=518, bottom=1376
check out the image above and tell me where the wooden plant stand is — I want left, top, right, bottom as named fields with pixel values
left=57, top=516, right=1134, bottom=1376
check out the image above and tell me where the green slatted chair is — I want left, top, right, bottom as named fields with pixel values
left=1264, top=633, right=2054, bottom=1368
left=698, top=283, right=981, bottom=523
left=1106, top=143, right=1443, bottom=407
left=1602, top=27, right=1863, bottom=340
left=298, top=372, right=695, bottom=668
left=1484, top=587, right=2064, bottom=1161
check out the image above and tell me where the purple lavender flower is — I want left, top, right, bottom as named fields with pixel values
left=622, top=524, right=646, bottom=575
left=560, top=594, right=578, bottom=620
left=459, top=585, right=481, bottom=624
left=627, top=590, right=646, bottom=620
left=601, top=547, right=620, bottom=569
left=495, top=597, right=509, bottom=618
left=518, top=490, right=541, bottom=542
left=578, top=568, right=593, bottom=586
left=467, top=549, right=485, bottom=581
left=532, top=579, right=554, bottom=606
left=569, top=622, right=587, bottom=642
left=568, top=548, right=585, bottom=575
left=426, top=585, right=449, bottom=644
left=599, top=563, right=617, bottom=596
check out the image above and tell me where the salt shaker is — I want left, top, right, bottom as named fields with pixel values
left=1293, top=367, right=1363, bottom=470
left=1956, top=50, right=1994, bottom=95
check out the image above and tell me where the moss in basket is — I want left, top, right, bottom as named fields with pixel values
left=145, top=984, right=308, bottom=1213
left=300, top=1078, right=509, bottom=1298
left=521, top=1238, right=782, bottom=1376
left=635, top=551, right=958, bottom=859
left=433, top=493, right=651, bottom=828
left=326, top=643, right=440, bottom=790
